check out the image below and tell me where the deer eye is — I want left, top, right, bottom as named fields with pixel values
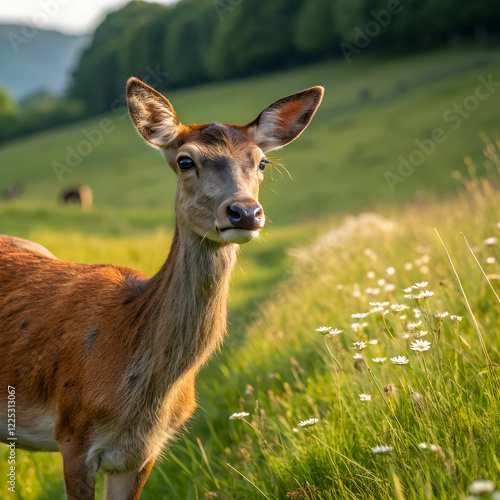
left=177, top=157, right=195, bottom=171
left=258, top=159, right=267, bottom=172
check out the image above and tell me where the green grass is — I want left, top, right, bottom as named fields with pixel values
left=1, top=46, right=500, bottom=499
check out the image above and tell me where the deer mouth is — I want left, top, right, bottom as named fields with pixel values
left=217, top=227, right=261, bottom=244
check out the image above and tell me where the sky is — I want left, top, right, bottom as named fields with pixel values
left=0, top=0, right=177, bottom=35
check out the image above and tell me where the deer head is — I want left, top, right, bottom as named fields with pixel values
left=126, top=78, right=323, bottom=244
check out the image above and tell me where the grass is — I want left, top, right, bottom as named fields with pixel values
left=1, top=46, right=500, bottom=498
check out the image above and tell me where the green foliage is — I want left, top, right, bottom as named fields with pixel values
left=65, top=0, right=500, bottom=117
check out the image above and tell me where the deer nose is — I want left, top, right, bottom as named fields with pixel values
left=226, top=204, right=263, bottom=229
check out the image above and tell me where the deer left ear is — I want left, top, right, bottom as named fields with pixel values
left=126, top=77, right=181, bottom=149
left=245, top=86, right=324, bottom=153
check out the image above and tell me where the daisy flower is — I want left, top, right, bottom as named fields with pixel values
left=359, top=394, right=372, bottom=401
left=352, top=341, right=368, bottom=350
left=410, top=339, right=431, bottom=352
left=372, top=357, right=386, bottom=363
left=450, top=315, right=463, bottom=322
left=371, top=446, right=393, bottom=454
left=391, top=355, right=409, bottom=365
left=229, top=412, right=249, bottom=420
left=297, top=418, right=318, bottom=427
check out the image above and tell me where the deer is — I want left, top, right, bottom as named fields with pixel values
left=0, top=78, right=323, bottom=499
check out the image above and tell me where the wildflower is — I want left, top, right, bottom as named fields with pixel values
left=377, top=278, right=386, bottom=286
left=385, top=283, right=396, bottom=292
left=367, top=271, right=376, bottom=279
left=326, top=329, right=343, bottom=338
left=391, top=355, right=409, bottom=365
left=369, top=301, right=389, bottom=307
left=404, top=262, right=413, bottom=271
left=353, top=353, right=363, bottom=360
left=484, top=237, right=498, bottom=246
left=368, top=339, right=378, bottom=345
left=421, top=255, right=430, bottom=264
left=469, top=480, right=496, bottom=495
left=407, top=290, right=434, bottom=300
left=352, top=341, right=368, bottom=350
left=229, top=412, right=249, bottom=420
left=414, top=310, right=422, bottom=318
left=400, top=315, right=407, bottom=320
left=403, top=287, right=413, bottom=293
left=419, top=442, right=440, bottom=452
left=351, top=312, right=369, bottom=319
left=371, top=446, right=393, bottom=454
left=419, top=266, right=429, bottom=274
left=391, top=304, right=409, bottom=312
left=410, top=339, right=431, bottom=352
left=450, top=315, right=463, bottom=322
left=297, top=418, right=318, bottom=427
left=413, top=281, right=429, bottom=288
left=353, top=290, right=361, bottom=298
left=435, top=311, right=449, bottom=319
left=292, top=427, right=299, bottom=433
left=370, top=306, right=384, bottom=313
left=402, top=333, right=411, bottom=340
left=386, top=266, right=395, bottom=275
left=371, top=288, right=380, bottom=295
left=416, top=330, right=428, bottom=337
left=316, top=326, right=333, bottom=334
left=407, top=321, right=422, bottom=330
left=372, top=357, right=386, bottom=363
left=487, top=257, right=497, bottom=264
left=359, top=394, right=372, bottom=401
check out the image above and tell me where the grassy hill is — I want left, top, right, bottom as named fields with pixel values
left=1, top=47, right=500, bottom=499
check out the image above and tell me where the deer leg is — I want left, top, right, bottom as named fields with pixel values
left=58, top=441, right=96, bottom=500
left=104, top=459, right=155, bottom=500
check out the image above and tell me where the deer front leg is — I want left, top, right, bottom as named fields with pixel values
left=104, top=459, right=155, bottom=500
left=58, top=440, right=96, bottom=500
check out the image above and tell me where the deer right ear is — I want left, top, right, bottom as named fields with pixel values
left=126, top=77, right=181, bottom=148
left=245, top=86, right=324, bottom=153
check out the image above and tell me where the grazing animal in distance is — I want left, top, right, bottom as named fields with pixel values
left=0, top=78, right=323, bottom=499
left=3, top=183, right=23, bottom=200
left=61, top=185, right=93, bottom=210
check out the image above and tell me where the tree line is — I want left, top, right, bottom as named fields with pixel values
left=1, top=0, right=499, bottom=142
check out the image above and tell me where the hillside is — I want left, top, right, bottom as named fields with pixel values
left=0, top=25, right=89, bottom=100
left=1, top=47, right=500, bottom=226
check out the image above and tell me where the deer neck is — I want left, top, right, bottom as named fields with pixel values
left=130, top=225, right=238, bottom=390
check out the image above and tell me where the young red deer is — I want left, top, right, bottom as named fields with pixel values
left=0, top=78, right=323, bottom=499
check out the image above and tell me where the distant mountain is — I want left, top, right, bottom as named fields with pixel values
left=0, top=24, right=90, bottom=101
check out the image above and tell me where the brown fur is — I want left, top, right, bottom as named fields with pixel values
left=0, top=78, right=323, bottom=499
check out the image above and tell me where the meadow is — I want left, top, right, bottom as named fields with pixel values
left=1, top=47, right=500, bottom=499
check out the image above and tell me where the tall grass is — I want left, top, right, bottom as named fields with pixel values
left=162, top=137, right=500, bottom=499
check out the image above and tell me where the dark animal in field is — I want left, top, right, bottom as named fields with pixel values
left=61, top=185, right=93, bottom=210
left=3, top=183, right=23, bottom=200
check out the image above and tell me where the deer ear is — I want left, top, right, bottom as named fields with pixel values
left=126, top=77, right=181, bottom=148
left=245, top=86, right=324, bottom=153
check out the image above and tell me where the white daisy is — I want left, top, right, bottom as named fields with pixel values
left=391, top=355, right=409, bottom=365
left=410, top=339, right=431, bottom=352
left=229, top=412, right=249, bottom=420
left=359, top=394, right=372, bottom=401
left=297, top=418, right=318, bottom=427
